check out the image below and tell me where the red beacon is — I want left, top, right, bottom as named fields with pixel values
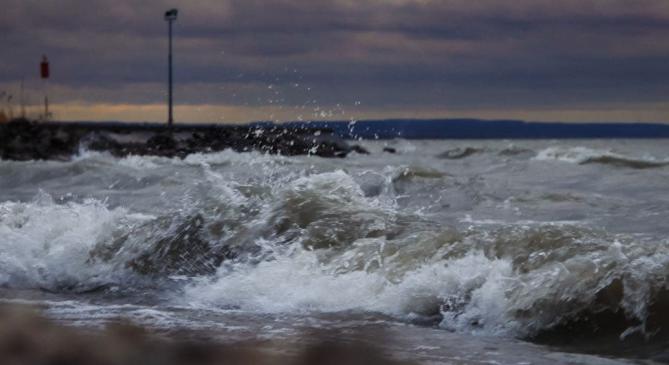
left=40, top=55, right=49, bottom=79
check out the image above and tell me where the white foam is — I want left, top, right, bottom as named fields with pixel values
left=533, top=146, right=613, bottom=164
left=117, top=155, right=164, bottom=169
left=182, top=218, right=669, bottom=338
left=533, top=146, right=668, bottom=165
left=183, top=149, right=293, bottom=167
left=183, top=249, right=519, bottom=334
left=460, top=215, right=584, bottom=227
left=0, top=192, right=145, bottom=290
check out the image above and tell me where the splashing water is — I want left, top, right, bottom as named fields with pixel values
left=1, top=139, right=669, bottom=363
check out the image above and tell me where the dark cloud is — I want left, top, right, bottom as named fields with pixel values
left=2, top=0, right=669, bottom=121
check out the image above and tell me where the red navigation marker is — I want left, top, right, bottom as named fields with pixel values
left=40, top=55, right=50, bottom=79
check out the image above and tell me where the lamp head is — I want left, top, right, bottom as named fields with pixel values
left=164, top=9, right=178, bottom=21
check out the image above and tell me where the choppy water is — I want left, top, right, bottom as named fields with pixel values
left=1, top=139, right=669, bottom=364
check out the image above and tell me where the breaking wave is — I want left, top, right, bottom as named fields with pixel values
left=184, top=222, right=669, bottom=340
left=535, top=147, right=669, bottom=169
left=1, top=163, right=668, bottom=344
left=0, top=191, right=145, bottom=291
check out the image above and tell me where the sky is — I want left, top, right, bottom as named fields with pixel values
left=2, top=0, right=669, bottom=123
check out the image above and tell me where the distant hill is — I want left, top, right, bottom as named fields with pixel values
left=255, top=119, right=669, bottom=139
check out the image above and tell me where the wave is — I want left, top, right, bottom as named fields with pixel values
left=437, top=146, right=535, bottom=160
left=2, top=166, right=669, bottom=345
left=581, top=155, right=669, bottom=169
left=182, top=221, right=669, bottom=341
left=498, top=145, right=535, bottom=157
left=535, top=147, right=669, bottom=169
left=0, top=191, right=145, bottom=291
left=437, top=147, right=485, bottom=159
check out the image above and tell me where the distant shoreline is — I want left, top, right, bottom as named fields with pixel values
left=277, top=118, right=669, bottom=139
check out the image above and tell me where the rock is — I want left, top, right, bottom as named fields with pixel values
left=349, top=145, right=370, bottom=154
left=0, top=121, right=354, bottom=161
left=146, top=133, right=178, bottom=151
left=85, top=133, right=122, bottom=154
left=382, top=147, right=397, bottom=154
left=0, top=120, right=80, bottom=160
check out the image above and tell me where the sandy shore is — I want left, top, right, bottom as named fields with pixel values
left=0, top=305, right=411, bottom=365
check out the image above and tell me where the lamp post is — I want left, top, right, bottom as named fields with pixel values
left=164, top=8, right=178, bottom=126
left=40, top=55, right=50, bottom=121
left=20, top=78, right=26, bottom=119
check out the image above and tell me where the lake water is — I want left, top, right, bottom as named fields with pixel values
left=1, top=139, right=668, bottom=364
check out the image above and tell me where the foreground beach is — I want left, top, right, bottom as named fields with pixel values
left=0, top=305, right=412, bottom=365
left=0, top=302, right=643, bottom=365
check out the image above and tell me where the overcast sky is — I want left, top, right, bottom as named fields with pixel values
left=2, top=0, right=669, bottom=123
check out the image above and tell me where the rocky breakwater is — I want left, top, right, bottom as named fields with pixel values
left=0, top=120, right=365, bottom=161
